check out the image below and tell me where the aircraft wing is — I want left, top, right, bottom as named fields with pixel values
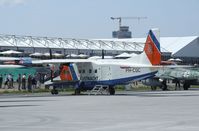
left=157, top=74, right=176, bottom=80
left=155, top=67, right=199, bottom=80
left=32, top=59, right=92, bottom=64
left=0, top=64, right=25, bottom=68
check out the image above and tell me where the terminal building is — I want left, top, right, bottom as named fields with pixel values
left=0, top=33, right=198, bottom=64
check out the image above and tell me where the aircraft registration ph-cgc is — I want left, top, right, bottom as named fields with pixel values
left=32, top=29, right=162, bottom=95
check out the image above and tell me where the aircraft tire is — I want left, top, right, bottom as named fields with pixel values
left=51, top=89, right=59, bottom=95
left=161, top=80, right=168, bottom=91
left=151, top=86, right=157, bottom=91
left=75, top=88, right=81, bottom=95
left=162, top=86, right=168, bottom=91
left=109, top=86, right=115, bottom=95
left=183, top=82, right=190, bottom=90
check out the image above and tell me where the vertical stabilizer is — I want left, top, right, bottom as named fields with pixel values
left=144, top=28, right=161, bottom=65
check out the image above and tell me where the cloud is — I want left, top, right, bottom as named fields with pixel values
left=0, top=0, right=28, bottom=6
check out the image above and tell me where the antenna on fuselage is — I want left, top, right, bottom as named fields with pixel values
left=102, top=49, right=104, bottom=59
left=49, top=48, right=53, bottom=82
left=49, top=48, right=52, bottom=59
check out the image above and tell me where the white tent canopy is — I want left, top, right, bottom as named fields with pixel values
left=0, top=50, right=22, bottom=55
left=65, top=54, right=70, bottom=58
left=175, top=58, right=182, bottom=62
left=78, top=54, right=89, bottom=58
left=29, top=52, right=43, bottom=57
left=115, top=52, right=131, bottom=58
left=70, top=54, right=79, bottom=58
left=168, top=58, right=175, bottom=61
left=88, top=56, right=114, bottom=60
left=168, top=58, right=182, bottom=62
left=43, top=53, right=50, bottom=56
left=30, top=52, right=64, bottom=57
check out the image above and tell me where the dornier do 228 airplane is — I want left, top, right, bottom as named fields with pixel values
left=33, top=29, right=161, bottom=95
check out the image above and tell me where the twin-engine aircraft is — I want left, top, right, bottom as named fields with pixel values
left=33, top=29, right=161, bottom=95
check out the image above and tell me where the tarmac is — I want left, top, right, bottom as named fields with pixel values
left=0, top=90, right=199, bottom=131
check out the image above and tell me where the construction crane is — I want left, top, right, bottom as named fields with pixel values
left=110, top=16, right=147, bottom=29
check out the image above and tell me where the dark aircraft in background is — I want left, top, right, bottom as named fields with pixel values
left=143, top=66, right=199, bottom=90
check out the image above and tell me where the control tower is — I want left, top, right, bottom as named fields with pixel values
left=112, top=26, right=132, bottom=38
left=111, top=16, right=147, bottom=39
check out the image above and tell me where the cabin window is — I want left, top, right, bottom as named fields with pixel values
left=95, top=69, right=97, bottom=73
left=89, top=69, right=92, bottom=73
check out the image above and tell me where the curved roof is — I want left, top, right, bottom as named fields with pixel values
left=0, top=34, right=143, bottom=51
left=100, top=36, right=198, bottom=55
left=160, top=36, right=198, bottom=55
left=0, top=34, right=198, bottom=56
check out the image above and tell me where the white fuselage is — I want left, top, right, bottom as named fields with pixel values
left=75, top=58, right=157, bottom=85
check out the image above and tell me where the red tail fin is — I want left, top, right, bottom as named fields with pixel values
left=144, top=29, right=161, bottom=65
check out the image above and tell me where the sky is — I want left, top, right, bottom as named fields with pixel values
left=0, top=0, right=198, bottom=39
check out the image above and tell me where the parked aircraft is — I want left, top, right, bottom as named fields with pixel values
left=0, top=57, right=50, bottom=81
left=142, top=66, right=199, bottom=90
left=32, top=29, right=161, bottom=95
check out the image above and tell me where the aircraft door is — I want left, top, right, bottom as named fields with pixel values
left=101, top=66, right=111, bottom=80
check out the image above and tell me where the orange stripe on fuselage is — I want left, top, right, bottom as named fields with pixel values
left=144, top=35, right=161, bottom=65
left=60, top=66, right=73, bottom=81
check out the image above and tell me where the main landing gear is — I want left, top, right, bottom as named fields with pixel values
left=183, top=81, right=190, bottom=90
left=51, top=87, right=81, bottom=95
left=109, top=86, right=115, bottom=95
left=50, top=84, right=116, bottom=95
left=74, top=88, right=81, bottom=95
left=51, top=87, right=59, bottom=95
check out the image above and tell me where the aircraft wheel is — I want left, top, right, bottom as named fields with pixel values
left=151, top=86, right=157, bottom=91
left=162, top=80, right=168, bottom=91
left=109, top=86, right=115, bottom=95
left=51, top=89, right=59, bottom=95
left=75, top=88, right=81, bottom=95
left=183, top=82, right=190, bottom=90
left=162, top=86, right=168, bottom=91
